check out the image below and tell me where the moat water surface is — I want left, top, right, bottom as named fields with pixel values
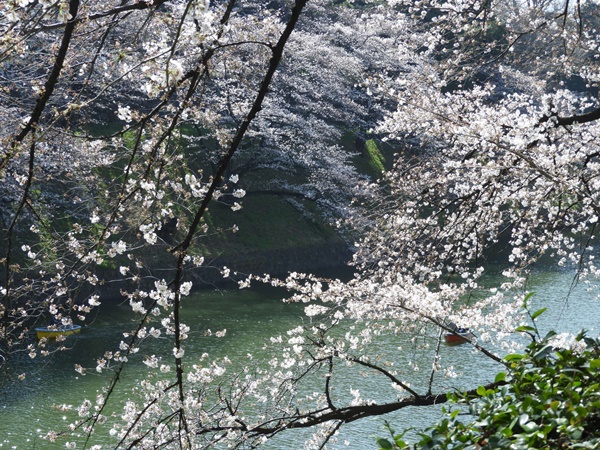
left=0, top=268, right=598, bottom=449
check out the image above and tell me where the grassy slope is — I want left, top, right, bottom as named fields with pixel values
left=199, top=194, right=341, bottom=258
left=195, top=134, right=394, bottom=261
left=0, top=128, right=394, bottom=280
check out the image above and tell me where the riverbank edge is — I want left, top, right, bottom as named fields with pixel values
left=92, top=236, right=353, bottom=300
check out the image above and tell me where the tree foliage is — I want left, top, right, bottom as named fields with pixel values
left=1, top=0, right=600, bottom=448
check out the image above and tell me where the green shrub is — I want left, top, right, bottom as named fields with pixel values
left=378, top=331, right=600, bottom=449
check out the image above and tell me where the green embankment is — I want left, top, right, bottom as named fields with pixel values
left=363, top=139, right=386, bottom=175
left=1, top=125, right=395, bottom=285
left=188, top=194, right=350, bottom=281
left=203, top=196, right=338, bottom=255
left=194, top=134, right=393, bottom=274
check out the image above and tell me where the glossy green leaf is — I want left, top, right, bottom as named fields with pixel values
left=516, top=325, right=537, bottom=333
left=589, top=359, right=600, bottom=369
left=531, top=307, right=547, bottom=320
left=376, top=438, right=393, bottom=449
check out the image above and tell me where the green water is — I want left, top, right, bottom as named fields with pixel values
left=0, top=269, right=598, bottom=449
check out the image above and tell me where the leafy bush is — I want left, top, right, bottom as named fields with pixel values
left=377, top=331, right=600, bottom=449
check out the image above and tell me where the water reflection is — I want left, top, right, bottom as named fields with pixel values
left=0, top=269, right=597, bottom=449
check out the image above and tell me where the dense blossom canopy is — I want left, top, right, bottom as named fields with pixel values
left=1, top=0, right=600, bottom=448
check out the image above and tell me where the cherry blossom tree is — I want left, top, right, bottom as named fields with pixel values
left=214, top=1, right=600, bottom=446
left=1, top=0, right=600, bottom=449
left=0, top=0, right=396, bottom=447
left=0, top=0, right=404, bottom=366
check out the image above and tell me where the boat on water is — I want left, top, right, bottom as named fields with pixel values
left=35, top=324, right=82, bottom=340
left=444, top=328, right=473, bottom=345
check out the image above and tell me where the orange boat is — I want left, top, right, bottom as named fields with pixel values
left=444, top=328, right=473, bottom=345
